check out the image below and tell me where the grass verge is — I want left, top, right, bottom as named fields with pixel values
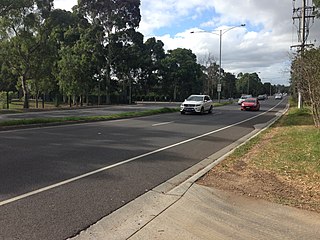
left=0, top=107, right=179, bottom=128
left=199, top=105, right=320, bottom=212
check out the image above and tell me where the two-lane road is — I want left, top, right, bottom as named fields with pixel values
left=0, top=98, right=287, bottom=240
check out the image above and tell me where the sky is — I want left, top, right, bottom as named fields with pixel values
left=54, top=0, right=320, bottom=86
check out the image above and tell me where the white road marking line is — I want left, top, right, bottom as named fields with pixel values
left=152, top=121, right=174, bottom=127
left=0, top=102, right=283, bottom=207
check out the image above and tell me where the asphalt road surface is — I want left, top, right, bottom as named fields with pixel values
left=0, top=98, right=288, bottom=240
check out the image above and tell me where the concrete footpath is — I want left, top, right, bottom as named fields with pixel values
left=71, top=175, right=320, bottom=240
left=70, top=105, right=320, bottom=240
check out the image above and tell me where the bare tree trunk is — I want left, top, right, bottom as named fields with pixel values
left=35, top=91, right=39, bottom=108
left=86, top=93, right=89, bottom=106
left=129, top=77, right=132, bottom=104
left=42, top=93, right=45, bottom=108
left=6, top=91, right=9, bottom=109
left=312, top=103, right=320, bottom=128
left=21, top=75, right=29, bottom=109
left=105, top=68, right=111, bottom=104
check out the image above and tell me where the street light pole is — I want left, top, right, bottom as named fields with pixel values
left=192, top=24, right=245, bottom=103
left=269, top=82, right=272, bottom=97
left=218, top=29, right=223, bottom=103
left=218, top=29, right=222, bottom=102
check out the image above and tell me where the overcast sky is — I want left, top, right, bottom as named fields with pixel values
left=54, top=0, right=320, bottom=85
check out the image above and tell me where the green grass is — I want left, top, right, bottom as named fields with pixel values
left=230, top=105, right=320, bottom=182
left=276, top=107, right=314, bottom=126
left=218, top=104, right=320, bottom=179
left=0, top=107, right=179, bottom=128
left=213, top=101, right=234, bottom=107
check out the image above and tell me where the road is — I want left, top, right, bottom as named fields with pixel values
left=0, top=98, right=287, bottom=240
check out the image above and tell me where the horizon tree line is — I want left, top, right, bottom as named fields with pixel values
left=0, top=0, right=286, bottom=109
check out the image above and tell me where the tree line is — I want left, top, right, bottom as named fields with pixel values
left=0, top=0, right=284, bottom=109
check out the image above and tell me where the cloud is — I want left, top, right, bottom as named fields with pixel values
left=138, top=0, right=320, bottom=85
left=54, top=0, right=76, bottom=11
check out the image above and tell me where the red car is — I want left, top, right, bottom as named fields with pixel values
left=241, top=98, right=260, bottom=111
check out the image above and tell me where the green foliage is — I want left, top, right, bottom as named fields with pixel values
left=0, top=0, right=54, bottom=108
left=161, top=48, right=203, bottom=101
left=276, top=107, right=314, bottom=127
left=291, top=47, right=320, bottom=127
left=236, top=72, right=264, bottom=96
left=314, top=0, right=320, bottom=18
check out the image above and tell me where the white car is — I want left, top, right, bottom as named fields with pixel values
left=237, top=95, right=252, bottom=105
left=180, top=95, right=213, bottom=114
left=275, top=94, right=283, bottom=100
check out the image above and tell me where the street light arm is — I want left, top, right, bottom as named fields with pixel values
left=190, top=30, right=220, bottom=36
left=191, top=24, right=245, bottom=36
left=221, top=24, right=246, bottom=35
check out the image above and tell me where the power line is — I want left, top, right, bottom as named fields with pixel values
left=291, top=0, right=316, bottom=51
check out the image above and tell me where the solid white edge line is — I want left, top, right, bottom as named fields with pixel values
left=0, top=100, right=284, bottom=207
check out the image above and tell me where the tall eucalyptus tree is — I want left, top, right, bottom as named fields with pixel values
left=78, top=0, right=141, bottom=104
left=161, top=48, right=202, bottom=101
left=138, top=38, right=166, bottom=97
left=56, top=15, right=105, bottom=106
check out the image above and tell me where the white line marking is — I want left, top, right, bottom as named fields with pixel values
left=0, top=102, right=283, bottom=207
left=152, top=121, right=174, bottom=127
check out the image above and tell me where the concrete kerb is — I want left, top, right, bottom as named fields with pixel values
left=70, top=104, right=289, bottom=240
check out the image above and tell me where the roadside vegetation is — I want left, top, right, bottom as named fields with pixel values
left=0, top=107, right=179, bottom=128
left=0, top=1, right=288, bottom=111
left=199, top=100, right=320, bottom=213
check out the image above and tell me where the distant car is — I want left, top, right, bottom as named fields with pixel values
left=275, top=94, right=283, bottom=100
left=237, top=95, right=252, bottom=105
left=241, top=98, right=260, bottom=111
left=180, top=95, right=213, bottom=114
left=257, top=94, right=266, bottom=100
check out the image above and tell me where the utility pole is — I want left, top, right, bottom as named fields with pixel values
left=291, top=0, right=315, bottom=108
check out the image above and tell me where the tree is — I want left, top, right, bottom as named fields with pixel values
left=57, top=16, right=105, bottom=106
left=0, top=42, right=17, bottom=109
left=314, top=0, right=320, bottom=17
left=137, top=37, right=166, bottom=98
left=291, top=48, right=320, bottom=127
left=223, top=72, right=237, bottom=99
left=161, top=48, right=202, bottom=101
left=236, top=72, right=263, bottom=97
left=197, top=54, right=215, bottom=98
left=109, top=29, right=144, bottom=104
left=0, top=0, right=54, bottom=108
left=78, top=0, right=141, bottom=104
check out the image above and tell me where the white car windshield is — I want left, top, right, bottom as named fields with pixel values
left=186, top=96, right=203, bottom=101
